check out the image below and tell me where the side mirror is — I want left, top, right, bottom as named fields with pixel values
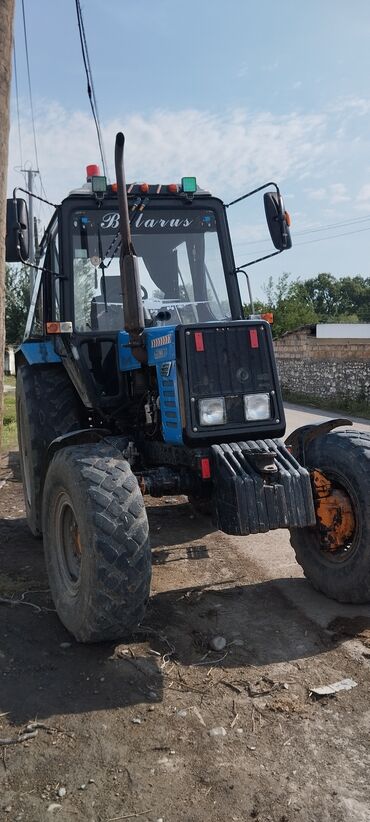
left=6, top=198, right=30, bottom=262
left=264, top=192, right=292, bottom=251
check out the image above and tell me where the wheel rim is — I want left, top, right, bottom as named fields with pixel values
left=55, top=491, right=83, bottom=595
left=18, top=401, right=32, bottom=509
left=312, top=468, right=359, bottom=565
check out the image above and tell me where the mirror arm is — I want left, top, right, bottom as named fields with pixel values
left=235, top=249, right=282, bottom=270
left=225, top=182, right=280, bottom=208
left=15, top=249, right=67, bottom=279
left=13, top=186, right=58, bottom=209
left=11, top=187, right=63, bottom=276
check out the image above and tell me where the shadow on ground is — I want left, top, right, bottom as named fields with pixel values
left=1, top=478, right=368, bottom=728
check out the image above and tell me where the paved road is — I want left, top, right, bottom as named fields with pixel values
left=284, top=400, right=370, bottom=435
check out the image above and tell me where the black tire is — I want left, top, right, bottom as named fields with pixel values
left=16, top=364, right=82, bottom=536
left=42, top=442, right=151, bottom=642
left=290, top=429, right=370, bottom=603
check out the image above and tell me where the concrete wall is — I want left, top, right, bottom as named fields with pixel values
left=4, top=346, right=16, bottom=376
left=274, top=327, right=370, bottom=403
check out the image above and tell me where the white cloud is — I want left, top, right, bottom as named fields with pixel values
left=329, top=183, right=349, bottom=203
left=306, top=187, right=327, bottom=201
left=7, top=100, right=328, bottom=205
left=305, top=183, right=349, bottom=205
left=329, top=96, right=370, bottom=116
left=356, top=183, right=370, bottom=206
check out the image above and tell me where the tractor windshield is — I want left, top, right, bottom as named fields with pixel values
left=71, top=207, right=231, bottom=332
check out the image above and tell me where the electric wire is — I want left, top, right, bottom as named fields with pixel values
left=293, top=223, right=370, bottom=247
left=20, top=0, right=49, bottom=204
left=21, top=0, right=39, bottom=172
left=234, top=212, right=370, bottom=250
left=13, top=37, right=24, bottom=174
left=75, top=0, right=109, bottom=180
left=236, top=223, right=370, bottom=266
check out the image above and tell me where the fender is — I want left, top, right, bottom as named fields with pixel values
left=44, top=428, right=112, bottom=487
left=285, top=418, right=352, bottom=466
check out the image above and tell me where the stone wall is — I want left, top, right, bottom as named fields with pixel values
left=274, top=326, right=370, bottom=403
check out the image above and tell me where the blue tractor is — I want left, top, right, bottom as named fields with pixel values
left=6, top=133, right=370, bottom=641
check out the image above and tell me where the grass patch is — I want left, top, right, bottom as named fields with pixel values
left=4, top=375, right=16, bottom=388
left=2, top=390, right=17, bottom=452
left=283, top=389, right=370, bottom=421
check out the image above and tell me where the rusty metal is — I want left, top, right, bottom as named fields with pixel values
left=311, top=469, right=355, bottom=551
left=114, top=132, right=146, bottom=361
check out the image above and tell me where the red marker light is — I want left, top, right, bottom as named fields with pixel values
left=201, top=458, right=211, bottom=480
left=111, top=182, right=118, bottom=192
left=86, top=164, right=100, bottom=180
left=168, top=183, right=178, bottom=193
left=140, top=183, right=149, bottom=193
left=194, top=331, right=204, bottom=352
left=249, top=329, right=259, bottom=349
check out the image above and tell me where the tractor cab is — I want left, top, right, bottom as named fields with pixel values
left=69, top=191, right=235, bottom=334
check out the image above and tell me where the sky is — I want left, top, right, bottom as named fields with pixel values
left=7, top=0, right=370, bottom=300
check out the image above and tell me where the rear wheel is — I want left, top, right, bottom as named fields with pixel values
left=42, top=442, right=151, bottom=642
left=290, top=430, right=370, bottom=603
left=16, top=364, right=82, bottom=536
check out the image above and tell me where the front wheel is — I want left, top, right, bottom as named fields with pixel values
left=290, top=430, right=370, bottom=603
left=42, top=442, right=151, bottom=642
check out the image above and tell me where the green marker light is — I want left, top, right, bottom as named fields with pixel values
left=92, top=176, right=107, bottom=193
left=181, top=176, right=197, bottom=193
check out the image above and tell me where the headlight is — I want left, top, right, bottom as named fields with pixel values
left=244, top=393, right=271, bottom=421
left=199, top=397, right=226, bottom=426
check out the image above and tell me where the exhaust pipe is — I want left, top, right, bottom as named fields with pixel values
left=114, top=132, right=146, bottom=361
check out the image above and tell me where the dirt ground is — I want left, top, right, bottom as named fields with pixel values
left=1, top=449, right=370, bottom=822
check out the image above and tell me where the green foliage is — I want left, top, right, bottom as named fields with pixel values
left=2, top=391, right=17, bottom=452
left=5, top=266, right=31, bottom=344
left=247, top=272, right=370, bottom=338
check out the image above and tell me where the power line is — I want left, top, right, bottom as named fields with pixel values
left=75, top=0, right=109, bottom=180
left=13, top=37, right=24, bottom=173
left=237, top=223, right=370, bottom=266
left=21, top=0, right=39, bottom=172
left=234, top=212, right=370, bottom=250
left=294, top=224, right=370, bottom=247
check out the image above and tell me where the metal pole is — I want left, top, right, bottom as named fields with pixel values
left=21, top=167, right=38, bottom=291
left=27, top=169, right=35, bottom=263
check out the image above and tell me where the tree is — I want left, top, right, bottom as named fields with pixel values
left=261, top=273, right=318, bottom=337
left=0, top=0, right=15, bottom=446
left=5, top=266, right=30, bottom=343
left=256, top=272, right=370, bottom=338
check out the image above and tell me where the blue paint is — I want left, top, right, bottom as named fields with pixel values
left=156, top=360, right=183, bottom=444
left=118, top=330, right=141, bottom=372
left=118, top=326, right=182, bottom=444
left=118, top=326, right=177, bottom=372
left=145, top=325, right=177, bottom=365
left=19, top=341, right=61, bottom=365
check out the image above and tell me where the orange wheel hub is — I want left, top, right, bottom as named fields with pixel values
left=311, top=469, right=355, bottom=551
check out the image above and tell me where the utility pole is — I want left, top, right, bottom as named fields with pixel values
left=21, top=167, right=38, bottom=290
left=25, top=169, right=37, bottom=263
left=0, top=0, right=15, bottom=448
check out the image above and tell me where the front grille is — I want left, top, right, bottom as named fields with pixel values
left=177, top=321, right=285, bottom=442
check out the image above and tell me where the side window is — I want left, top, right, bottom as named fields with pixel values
left=30, top=282, right=44, bottom=337
left=49, top=224, right=60, bottom=321
left=29, top=245, right=46, bottom=338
